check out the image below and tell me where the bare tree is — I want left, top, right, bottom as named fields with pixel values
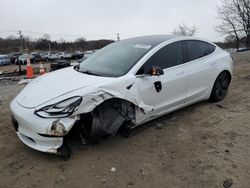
left=216, top=1, right=242, bottom=49
left=232, top=0, right=250, bottom=47
left=75, top=37, right=86, bottom=42
left=172, top=23, right=198, bottom=36
left=216, top=0, right=250, bottom=48
left=75, top=37, right=87, bottom=50
left=43, top=34, right=51, bottom=40
left=43, top=34, right=51, bottom=51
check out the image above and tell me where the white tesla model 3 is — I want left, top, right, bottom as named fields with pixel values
left=10, top=35, right=233, bottom=157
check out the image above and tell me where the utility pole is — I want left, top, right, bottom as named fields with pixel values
left=117, top=33, right=120, bottom=41
left=48, top=41, right=51, bottom=52
left=17, top=30, right=23, bottom=75
left=43, top=34, right=51, bottom=52
left=18, top=30, right=24, bottom=52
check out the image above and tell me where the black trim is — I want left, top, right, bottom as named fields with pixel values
left=34, top=96, right=82, bottom=119
left=11, top=115, right=18, bottom=131
left=38, top=133, right=64, bottom=138
left=57, top=138, right=71, bottom=160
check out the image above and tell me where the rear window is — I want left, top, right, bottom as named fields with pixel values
left=186, top=40, right=215, bottom=62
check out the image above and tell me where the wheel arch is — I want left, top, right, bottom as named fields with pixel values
left=217, top=70, right=232, bottom=84
left=209, top=69, right=232, bottom=102
left=78, top=97, right=137, bottom=143
left=210, top=69, right=232, bottom=91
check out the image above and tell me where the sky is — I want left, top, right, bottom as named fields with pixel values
left=0, top=0, right=225, bottom=42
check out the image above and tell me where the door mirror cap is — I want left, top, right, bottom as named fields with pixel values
left=149, top=66, right=164, bottom=76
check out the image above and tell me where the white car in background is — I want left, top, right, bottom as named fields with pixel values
left=56, top=52, right=72, bottom=59
left=41, top=52, right=52, bottom=61
left=48, top=52, right=59, bottom=61
left=0, top=55, right=11, bottom=66
left=17, top=54, right=34, bottom=64
left=10, top=35, right=233, bottom=158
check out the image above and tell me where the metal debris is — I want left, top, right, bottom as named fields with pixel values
left=18, top=79, right=33, bottom=85
left=110, top=167, right=116, bottom=172
left=223, top=179, right=233, bottom=188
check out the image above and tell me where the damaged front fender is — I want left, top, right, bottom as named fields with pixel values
left=76, top=78, right=154, bottom=114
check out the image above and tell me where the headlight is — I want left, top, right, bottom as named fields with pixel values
left=35, top=96, right=82, bottom=118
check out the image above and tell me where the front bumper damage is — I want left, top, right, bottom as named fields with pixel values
left=10, top=99, right=78, bottom=156
left=10, top=77, right=155, bottom=159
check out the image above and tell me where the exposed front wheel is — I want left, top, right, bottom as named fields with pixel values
left=210, top=72, right=231, bottom=102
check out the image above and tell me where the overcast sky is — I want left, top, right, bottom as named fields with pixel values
left=0, top=0, right=224, bottom=42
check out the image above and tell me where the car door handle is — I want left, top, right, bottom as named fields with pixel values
left=176, top=71, right=185, bottom=76
left=210, top=62, right=216, bottom=66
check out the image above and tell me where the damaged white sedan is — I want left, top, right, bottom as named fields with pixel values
left=10, top=35, right=233, bottom=158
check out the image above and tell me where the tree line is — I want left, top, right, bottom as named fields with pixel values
left=0, top=36, right=114, bottom=54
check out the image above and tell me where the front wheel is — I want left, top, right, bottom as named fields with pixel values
left=210, top=72, right=231, bottom=102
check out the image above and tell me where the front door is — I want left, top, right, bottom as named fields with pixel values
left=133, top=41, right=188, bottom=120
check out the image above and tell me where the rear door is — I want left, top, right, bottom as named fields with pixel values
left=184, top=40, right=216, bottom=103
left=134, top=41, right=188, bottom=116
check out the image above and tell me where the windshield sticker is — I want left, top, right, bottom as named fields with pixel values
left=134, top=44, right=151, bottom=49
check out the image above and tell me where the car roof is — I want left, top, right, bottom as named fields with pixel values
left=120, top=35, right=179, bottom=47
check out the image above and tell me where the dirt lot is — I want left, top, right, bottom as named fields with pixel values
left=0, top=52, right=250, bottom=188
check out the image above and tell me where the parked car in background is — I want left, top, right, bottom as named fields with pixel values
left=84, top=50, right=95, bottom=57
left=31, top=52, right=42, bottom=62
left=70, top=51, right=95, bottom=66
left=41, top=52, right=52, bottom=61
left=17, top=54, right=34, bottom=64
left=0, top=55, right=11, bottom=66
left=71, top=51, right=84, bottom=59
left=50, top=59, right=71, bottom=71
left=48, top=52, right=59, bottom=61
left=56, top=52, right=72, bottom=59
left=236, top=48, right=250, bottom=52
left=10, top=35, right=233, bottom=157
left=8, top=52, right=22, bottom=64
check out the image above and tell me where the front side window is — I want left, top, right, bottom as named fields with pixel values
left=185, top=40, right=215, bottom=62
left=138, top=41, right=183, bottom=74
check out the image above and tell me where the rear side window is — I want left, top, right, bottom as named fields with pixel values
left=140, top=41, right=183, bottom=74
left=186, top=40, right=215, bottom=62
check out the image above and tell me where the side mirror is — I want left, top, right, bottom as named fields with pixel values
left=149, top=66, right=164, bottom=76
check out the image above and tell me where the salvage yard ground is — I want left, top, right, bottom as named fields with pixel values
left=0, top=52, right=250, bottom=188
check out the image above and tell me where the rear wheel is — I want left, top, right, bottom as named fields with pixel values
left=210, top=72, right=231, bottom=102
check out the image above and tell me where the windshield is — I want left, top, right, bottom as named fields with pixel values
left=78, top=41, right=152, bottom=77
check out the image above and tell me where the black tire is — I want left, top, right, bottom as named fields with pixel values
left=210, top=72, right=231, bottom=102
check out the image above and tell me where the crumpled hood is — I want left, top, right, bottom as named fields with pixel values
left=16, top=67, right=113, bottom=108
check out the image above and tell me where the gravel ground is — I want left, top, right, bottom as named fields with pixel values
left=0, top=52, right=250, bottom=188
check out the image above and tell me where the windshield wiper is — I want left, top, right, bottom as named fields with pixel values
left=79, top=70, right=101, bottom=76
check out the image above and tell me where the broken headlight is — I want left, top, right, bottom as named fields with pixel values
left=35, top=96, right=82, bottom=118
